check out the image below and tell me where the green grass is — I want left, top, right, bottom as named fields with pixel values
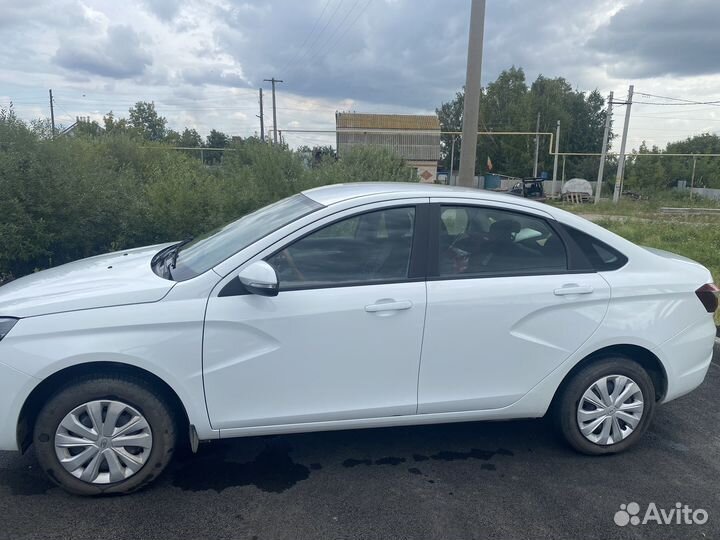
left=550, top=191, right=720, bottom=217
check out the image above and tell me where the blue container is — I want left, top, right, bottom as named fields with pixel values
left=484, top=173, right=501, bottom=189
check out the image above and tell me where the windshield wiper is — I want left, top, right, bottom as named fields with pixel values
left=153, top=237, right=193, bottom=280
left=166, top=237, right=194, bottom=270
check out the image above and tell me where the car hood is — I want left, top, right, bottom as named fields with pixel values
left=0, top=243, right=176, bottom=318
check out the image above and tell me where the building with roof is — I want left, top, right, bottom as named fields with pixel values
left=335, top=113, right=441, bottom=183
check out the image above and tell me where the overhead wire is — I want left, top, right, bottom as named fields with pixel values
left=278, top=0, right=333, bottom=73
left=635, top=91, right=720, bottom=106
left=292, top=0, right=345, bottom=67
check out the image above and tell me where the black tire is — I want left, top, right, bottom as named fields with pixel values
left=33, top=373, right=177, bottom=496
left=555, top=357, right=656, bottom=455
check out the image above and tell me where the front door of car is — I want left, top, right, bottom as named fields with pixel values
left=418, top=201, right=611, bottom=413
left=203, top=202, right=428, bottom=430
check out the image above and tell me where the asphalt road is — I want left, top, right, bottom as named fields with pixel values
left=2, top=346, right=719, bottom=540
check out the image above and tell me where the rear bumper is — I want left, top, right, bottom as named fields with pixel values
left=0, top=361, right=37, bottom=451
left=657, top=317, right=716, bottom=403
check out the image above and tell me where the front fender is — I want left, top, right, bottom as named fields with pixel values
left=0, top=300, right=218, bottom=442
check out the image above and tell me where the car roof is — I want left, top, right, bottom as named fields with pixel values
left=302, top=182, right=545, bottom=208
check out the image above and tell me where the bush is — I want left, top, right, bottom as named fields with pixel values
left=0, top=110, right=416, bottom=279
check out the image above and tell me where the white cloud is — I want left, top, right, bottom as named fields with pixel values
left=0, top=0, right=718, bottom=149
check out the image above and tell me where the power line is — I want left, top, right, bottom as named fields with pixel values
left=24, top=90, right=258, bottom=104
left=633, top=100, right=720, bottom=106
left=51, top=98, right=77, bottom=125
left=278, top=0, right=332, bottom=73
left=634, top=114, right=720, bottom=122
left=305, top=0, right=361, bottom=65
left=635, top=91, right=720, bottom=106
left=631, top=105, right=720, bottom=116
left=307, top=0, right=373, bottom=67
left=633, top=127, right=717, bottom=132
left=293, top=0, right=345, bottom=67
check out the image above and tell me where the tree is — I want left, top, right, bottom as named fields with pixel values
left=103, top=111, right=130, bottom=135
left=436, top=67, right=610, bottom=180
left=128, top=101, right=167, bottom=141
left=479, top=66, right=531, bottom=177
left=163, top=129, right=181, bottom=145
left=178, top=128, right=203, bottom=147
left=624, top=133, right=720, bottom=191
left=206, top=129, right=230, bottom=148
left=436, top=90, right=464, bottom=172
left=297, top=145, right=336, bottom=167
left=625, top=142, right=667, bottom=191
left=205, top=129, right=231, bottom=165
left=73, top=118, right=104, bottom=137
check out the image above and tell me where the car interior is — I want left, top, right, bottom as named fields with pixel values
left=267, top=207, right=416, bottom=288
left=439, top=206, right=567, bottom=276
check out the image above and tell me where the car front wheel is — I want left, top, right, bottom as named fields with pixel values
left=555, top=357, right=656, bottom=455
left=33, top=374, right=177, bottom=495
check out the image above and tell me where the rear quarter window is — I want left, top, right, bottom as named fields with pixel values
left=565, top=226, right=628, bottom=271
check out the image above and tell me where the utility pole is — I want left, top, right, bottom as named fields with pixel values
left=612, top=84, right=634, bottom=203
left=457, top=0, right=486, bottom=187
left=257, top=88, right=265, bottom=142
left=595, top=91, right=613, bottom=204
left=690, top=154, right=697, bottom=199
left=532, top=111, right=540, bottom=177
left=551, top=120, right=560, bottom=198
left=263, top=77, right=283, bottom=144
left=449, top=136, right=457, bottom=185
left=48, top=89, right=56, bottom=138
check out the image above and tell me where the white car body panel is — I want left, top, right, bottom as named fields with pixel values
left=418, top=273, right=611, bottom=413
left=0, top=295, right=216, bottom=443
left=0, top=183, right=715, bottom=452
left=0, top=243, right=175, bottom=318
left=204, top=197, right=429, bottom=429
left=204, top=282, right=426, bottom=428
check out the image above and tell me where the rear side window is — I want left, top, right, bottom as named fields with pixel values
left=436, top=205, right=567, bottom=277
left=565, top=227, right=628, bottom=271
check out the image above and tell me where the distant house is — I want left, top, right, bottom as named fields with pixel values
left=59, top=116, right=104, bottom=137
left=335, top=112, right=441, bottom=183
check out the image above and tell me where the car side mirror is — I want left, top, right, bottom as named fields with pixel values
left=237, top=261, right=279, bottom=297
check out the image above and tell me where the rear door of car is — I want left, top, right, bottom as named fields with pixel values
left=418, top=199, right=611, bottom=414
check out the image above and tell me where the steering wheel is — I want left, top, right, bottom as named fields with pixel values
left=277, top=249, right=305, bottom=282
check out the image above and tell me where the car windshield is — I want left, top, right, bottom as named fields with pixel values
left=169, top=193, right=323, bottom=281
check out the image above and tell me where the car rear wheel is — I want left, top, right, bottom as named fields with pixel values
left=33, top=374, right=177, bottom=495
left=555, top=357, right=656, bottom=455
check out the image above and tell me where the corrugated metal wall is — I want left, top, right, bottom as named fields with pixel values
left=337, top=131, right=440, bottom=161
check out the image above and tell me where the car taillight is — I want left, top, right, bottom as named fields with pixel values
left=695, top=283, right=720, bottom=313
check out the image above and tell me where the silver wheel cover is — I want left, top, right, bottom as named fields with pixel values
left=576, top=375, right=645, bottom=445
left=54, top=400, right=153, bottom=484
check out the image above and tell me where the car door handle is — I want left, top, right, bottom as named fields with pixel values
left=365, top=300, right=413, bottom=312
left=554, top=284, right=594, bottom=296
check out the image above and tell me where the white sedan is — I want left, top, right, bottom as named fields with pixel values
left=0, top=183, right=716, bottom=495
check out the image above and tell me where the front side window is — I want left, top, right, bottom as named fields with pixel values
left=437, top=205, right=567, bottom=277
left=171, top=194, right=322, bottom=280
left=267, top=207, right=416, bottom=289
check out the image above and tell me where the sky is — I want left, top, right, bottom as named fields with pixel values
left=2, top=0, right=720, bottom=152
